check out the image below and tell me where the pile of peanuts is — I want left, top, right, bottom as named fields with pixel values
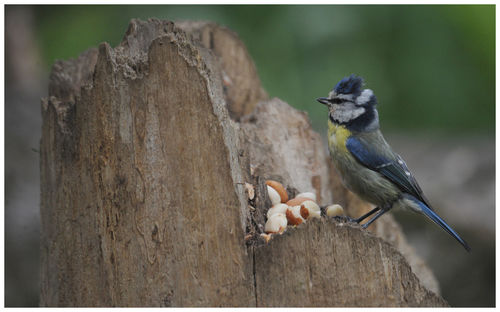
left=263, top=180, right=345, bottom=238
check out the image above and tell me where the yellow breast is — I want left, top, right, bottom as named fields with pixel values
left=328, top=120, right=351, bottom=153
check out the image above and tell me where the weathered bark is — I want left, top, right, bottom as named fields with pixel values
left=176, top=21, right=268, bottom=120
left=41, top=19, right=252, bottom=306
left=255, top=219, right=447, bottom=307
left=40, top=18, right=446, bottom=307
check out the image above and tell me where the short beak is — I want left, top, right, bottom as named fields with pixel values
left=316, top=97, right=330, bottom=105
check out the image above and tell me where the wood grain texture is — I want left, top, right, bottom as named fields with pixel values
left=41, top=19, right=253, bottom=307
left=255, top=218, right=447, bottom=307
left=40, top=18, right=446, bottom=307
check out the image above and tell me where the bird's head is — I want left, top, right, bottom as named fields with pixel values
left=317, top=74, right=379, bottom=132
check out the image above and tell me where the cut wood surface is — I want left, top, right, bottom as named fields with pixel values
left=255, top=218, right=447, bottom=307
left=40, top=18, right=447, bottom=307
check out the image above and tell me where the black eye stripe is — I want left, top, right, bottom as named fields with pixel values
left=331, top=98, right=343, bottom=104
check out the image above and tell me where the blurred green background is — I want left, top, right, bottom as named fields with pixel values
left=33, top=5, right=494, bottom=135
left=5, top=5, right=495, bottom=307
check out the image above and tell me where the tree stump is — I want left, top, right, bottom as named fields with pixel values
left=40, top=18, right=447, bottom=307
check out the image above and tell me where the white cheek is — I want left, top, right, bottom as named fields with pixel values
left=333, top=104, right=365, bottom=123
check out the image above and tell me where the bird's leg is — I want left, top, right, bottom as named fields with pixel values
left=360, top=208, right=387, bottom=229
left=330, top=206, right=384, bottom=226
left=353, top=206, right=380, bottom=224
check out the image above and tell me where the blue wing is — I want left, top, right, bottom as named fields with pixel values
left=346, top=135, right=470, bottom=251
left=346, top=136, right=429, bottom=206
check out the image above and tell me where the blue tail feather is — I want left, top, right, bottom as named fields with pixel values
left=406, top=194, right=471, bottom=252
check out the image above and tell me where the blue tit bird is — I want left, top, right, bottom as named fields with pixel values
left=317, top=74, right=470, bottom=252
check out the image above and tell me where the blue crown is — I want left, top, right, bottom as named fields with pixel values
left=334, top=74, right=364, bottom=96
